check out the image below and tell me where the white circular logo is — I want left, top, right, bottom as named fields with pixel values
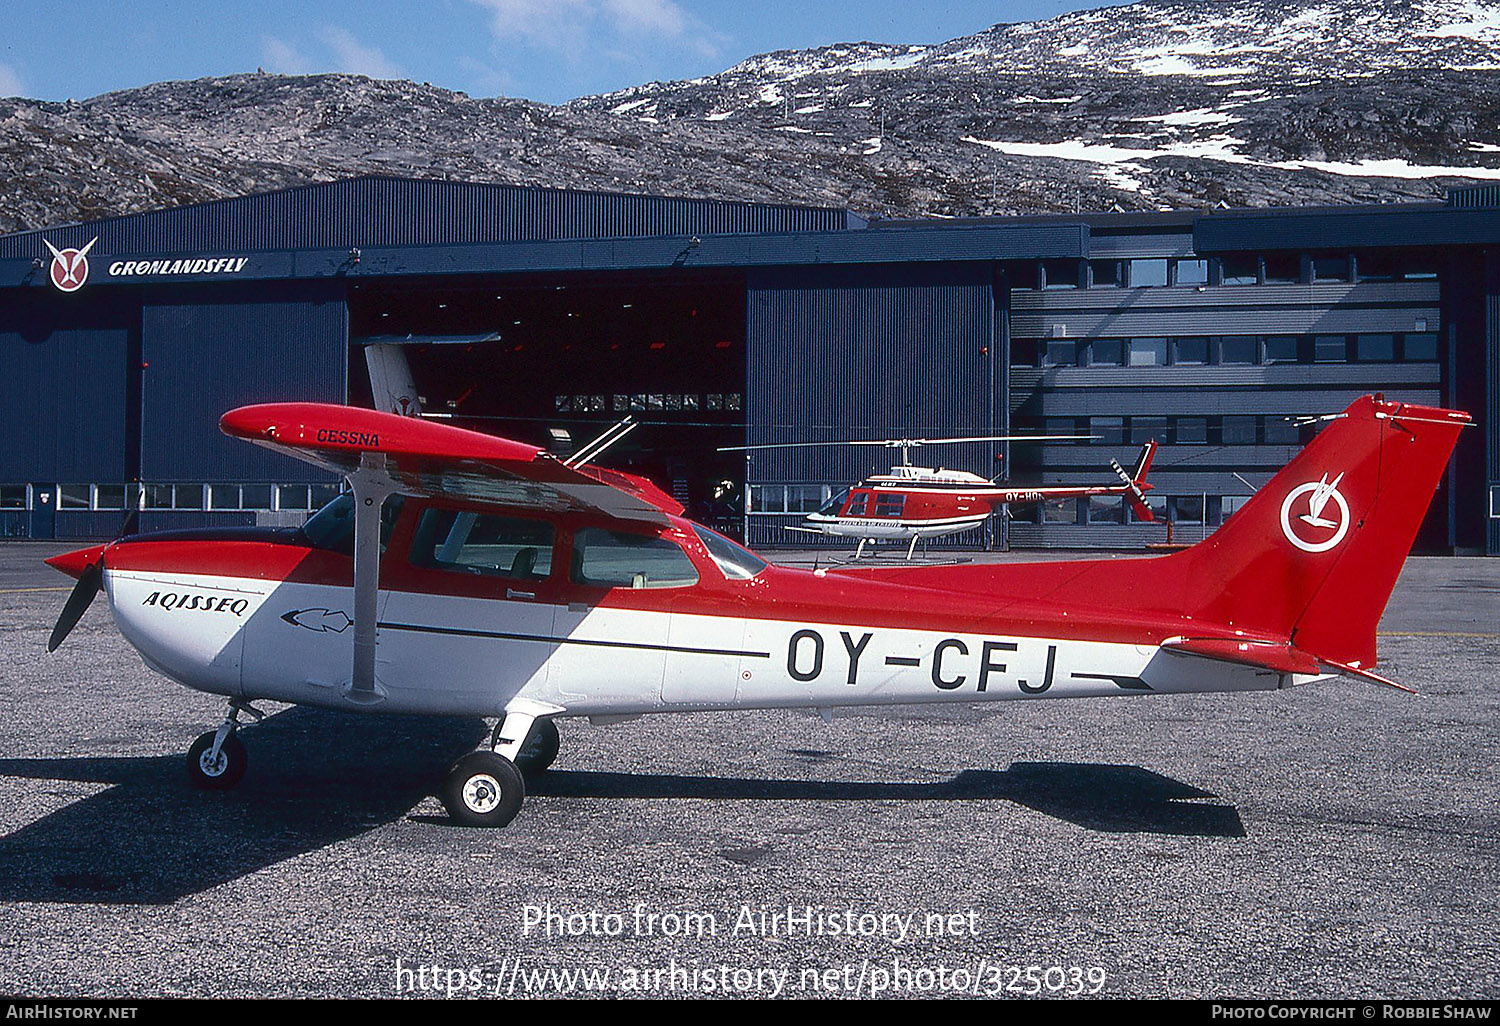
left=44, top=237, right=97, bottom=293
left=1279, top=474, right=1350, bottom=553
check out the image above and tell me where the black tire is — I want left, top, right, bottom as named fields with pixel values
left=187, top=730, right=247, bottom=790
left=442, top=751, right=525, bottom=828
left=514, top=719, right=560, bottom=778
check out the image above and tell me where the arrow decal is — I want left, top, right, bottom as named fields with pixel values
left=281, top=608, right=354, bottom=633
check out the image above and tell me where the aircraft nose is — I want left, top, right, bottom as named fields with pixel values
left=45, top=544, right=109, bottom=580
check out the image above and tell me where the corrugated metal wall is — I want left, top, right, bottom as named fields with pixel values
left=0, top=177, right=855, bottom=258
left=139, top=284, right=347, bottom=482
left=743, top=262, right=998, bottom=548
left=0, top=292, right=132, bottom=483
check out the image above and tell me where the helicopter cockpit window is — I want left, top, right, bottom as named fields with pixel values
left=572, top=528, right=699, bottom=589
left=409, top=509, right=555, bottom=579
left=299, top=492, right=404, bottom=555
left=691, top=523, right=768, bottom=580
left=846, top=492, right=869, bottom=516
left=817, top=488, right=851, bottom=516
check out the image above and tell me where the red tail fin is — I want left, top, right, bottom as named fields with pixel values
left=1173, top=396, right=1468, bottom=668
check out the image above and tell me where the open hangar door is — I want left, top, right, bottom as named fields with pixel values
left=348, top=271, right=749, bottom=535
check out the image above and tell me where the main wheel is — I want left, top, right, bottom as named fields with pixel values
left=514, top=719, right=560, bottom=778
left=187, top=730, right=247, bottom=790
left=442, top=751, right=525, bottom=828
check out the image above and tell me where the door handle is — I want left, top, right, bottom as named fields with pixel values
left=507, top=588, right=536, bottom=600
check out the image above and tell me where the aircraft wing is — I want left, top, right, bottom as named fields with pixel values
left=220, top=402, right=682, bottom=524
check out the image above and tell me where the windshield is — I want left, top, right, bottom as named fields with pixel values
left=299, top=492, right=403, bottom=554
left=817, top=487, right=851, bottom=515
left=690, top=523, right=768, bottom=580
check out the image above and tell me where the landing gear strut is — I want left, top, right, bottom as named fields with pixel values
left=187, top=701, right=262, bottom=790
left=495, top=716, right=560, bottom=778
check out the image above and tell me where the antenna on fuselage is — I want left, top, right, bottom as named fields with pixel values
left=566, top=416, right=638, bottom=467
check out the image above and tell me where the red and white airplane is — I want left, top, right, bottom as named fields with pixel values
left=773, top=438, right=1159, bottom=558
left=45, top=394, right=1467, bottom=828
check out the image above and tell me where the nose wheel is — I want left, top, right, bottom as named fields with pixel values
left=187, top=730, right=248, bottom=790
left=186, top=701, right=261, bottom=790
left=442, top=751, right=525, bottom=827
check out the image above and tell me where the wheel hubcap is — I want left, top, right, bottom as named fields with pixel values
left=462, top=773, right=502, bottom=814
left=199, top=749, right=227, bottom=776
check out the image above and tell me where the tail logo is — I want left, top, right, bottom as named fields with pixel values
left=1280, top=473, right=1350, bottom=553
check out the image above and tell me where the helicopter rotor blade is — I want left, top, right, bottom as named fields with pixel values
left=719, top=433, right=1096, bottom=453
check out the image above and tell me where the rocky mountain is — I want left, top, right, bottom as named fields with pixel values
left=6, top=0, right=1500, bottom=235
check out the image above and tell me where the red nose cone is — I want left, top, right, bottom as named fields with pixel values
left=45, top=544, right=108, bottom=580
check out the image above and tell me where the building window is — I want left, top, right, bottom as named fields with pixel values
left=1354, top=334, right=1396, bottom=361
left=1263, top=417, right=1301, bottom=445
left=1042, top=497, right=1078, bottom=524
left=1220, top=336, right=1257, bottom=364
left=1263, top=336, right=1300, bottom=364
left=1128, top=338, right=1167, bottom=366
left=1221, top=255, right=1258, bottom=285
left=1403, top=333, right=1439, bottom=361
left=1169, top=496, right=1204, bottom=524
left=1263, top=253, right=1300, bottom=284
left=1314, top=335, right=1347, bottom=363
left=1176, top=418, right=1209, bottom=444
left=1312, top=254, right=1349, bottom=282
left=1088, top=496, right=1124, bottom=524
left=93, top=485, right=127, bottom=511
left=1221, top=416, right=1257, bottom=445
left=1174, top=259, right=1209, bottom=286
left=1042, top=340, right=1077, bottom=367
left=1131, top=417, right=1169, bottom=445
left=1173, top=337, right=1209, bottom=365
left=1090, top=260, right=1125, bottom=287
left=1087, top=339, right=1124, bottom=366
left=1043, top=260, right=1081, bottom=289
left=0, top=486, right=26, bottom=509
left=1128, top=259, right=1168, bottom=287
left=1010, top=339, right=1039, bottom=366
left=1090, top=417, right=1125, bottom=444
left=1044, top=417, right=1082, bottom=441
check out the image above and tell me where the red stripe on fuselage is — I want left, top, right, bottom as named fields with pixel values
left=96, top=524, right=1225, bottom=649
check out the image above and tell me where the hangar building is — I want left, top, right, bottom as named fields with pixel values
left=1, top=175, right=1496, bottom=554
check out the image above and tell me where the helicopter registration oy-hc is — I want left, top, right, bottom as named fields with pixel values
left=725, top=435, right=1159, bottom=559
left=44, top=394, right=1468, bottom=827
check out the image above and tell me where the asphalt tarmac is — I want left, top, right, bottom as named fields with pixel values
left=1, top=542, right=1496, bottom=1000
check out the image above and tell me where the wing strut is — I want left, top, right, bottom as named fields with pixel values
left=348, top=454, right=396, bottom=703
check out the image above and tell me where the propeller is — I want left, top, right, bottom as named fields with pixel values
left=48, top=560, right=104, bottom=653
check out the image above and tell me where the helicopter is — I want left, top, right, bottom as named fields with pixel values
left=722, top=434, right=1157, bottom=559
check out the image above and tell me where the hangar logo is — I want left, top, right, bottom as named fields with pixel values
left=44, top=237, right=97, bottom=293
left=1279, top=472, right=1350, bottom=553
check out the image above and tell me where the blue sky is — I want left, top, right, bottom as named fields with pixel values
left=2, top=1, right=1116, bottom=104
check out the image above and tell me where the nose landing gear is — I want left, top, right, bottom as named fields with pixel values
left=187, top=701, right=263, bottom=790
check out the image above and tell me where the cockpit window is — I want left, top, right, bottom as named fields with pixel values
left=690, top=523, right=768, bottom=580
left=572, top=528, right=700, bottom=589
left=409, top=509, right=554, bottom=579
left=299, top=492, right=404, bottom=555
left=817, top=488, right=850, bottom=516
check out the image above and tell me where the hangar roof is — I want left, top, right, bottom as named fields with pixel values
left=0, top=175, right=1090, bottom=287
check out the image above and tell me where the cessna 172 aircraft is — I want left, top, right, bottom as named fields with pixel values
left=44, top=393, right=1467, bottom=828
left=725, top=435, right=1158, bottom=558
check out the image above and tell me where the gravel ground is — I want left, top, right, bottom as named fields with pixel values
left=1, top=544, right=1496, bottom=1000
